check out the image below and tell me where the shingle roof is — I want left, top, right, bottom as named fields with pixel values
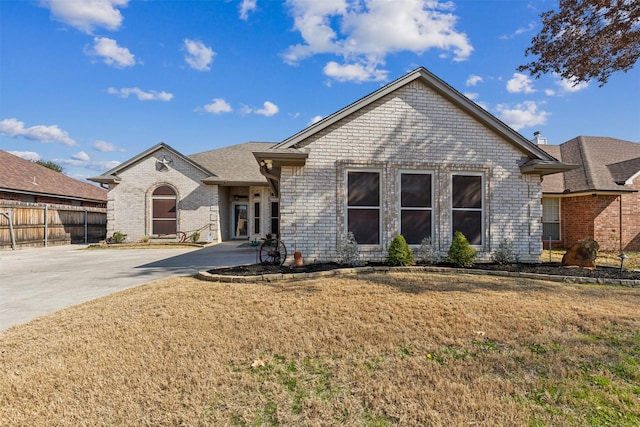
left=189, top=142, right=273, bottom=184
left=540, top=136, right=640, bottom=194
left=0, top=150, right=107, bottom=202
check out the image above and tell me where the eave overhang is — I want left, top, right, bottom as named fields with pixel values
left=201, top=178, right=268, bottom=186
left=519, top=160, right=580, bottom=176
left=87, top=176, right=121, bottom=185
left=252, top=150, right=309, bottom=167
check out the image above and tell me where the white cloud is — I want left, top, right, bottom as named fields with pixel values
left=184, top=39, right=215, bottom=71
left=0, top=118, right=76, bottom=146
left=242, top=101, right=279, bottom=117
left=323, top=61, right=388, bottom=83
left=8, top=151, right=41, bottom=161
left=544, top=88, right=556, bottom=96
left=41, top=0, right=128, bottom=34
left=201, top=98, right=233, bottom=114
left=72, top=151, right=91, bottom=161
left=308, top=115, right=323, bottom=126
left=506, top=72, right=536, bottom=94
left=239, top=0, right=257, bottom=20
left=500, top=21, right=536, bottom=40
left=107, top=87, right=173, bottom=101
left=89, top=37, right=136, bottom=68
left=463, top=92, right=479, bottom=100
left=496, top=101, right=549, bottom=131
left=554, top=74, right=589, bottom=93
left=466, top=74, right=483, bottom=87
left=255, top=101, right=279, bottom=116
left=55, top=153, right=120, bottom=171
left=92, top=140, right=123, bottom=152
left=284, top=0, right=473, bottom=83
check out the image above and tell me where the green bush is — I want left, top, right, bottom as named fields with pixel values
left=447, top=231, right=476, bottom=267
left=112, top=231, right=127, bottom=244
left=386, top=235, right=415, bottom=266
left=493, top=238, right=516, bottom=264
left=190, top=231, right=200, bottom=243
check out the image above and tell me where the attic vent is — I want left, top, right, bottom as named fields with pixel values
left=32, top=176, right=38, bottom=185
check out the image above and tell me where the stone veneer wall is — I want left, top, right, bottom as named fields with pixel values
left=106, top=148, right=219, bottom=243
left=278, top=80, right=544, bottom=263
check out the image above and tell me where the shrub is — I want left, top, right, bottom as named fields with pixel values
left=386, top=235, right=415, bottom=266
left=190, top=231, right=200, bottom=243
left=112, top=231, right=127, bottom=244
left=139, top=235, right=150, bottom=243
left=493, top=238, right=516, bottom=264
left=447, top=231, right=476, bottom=267
left=416, top=236, right=440, bottom=264
left=337, top=231, right=359, bottom=266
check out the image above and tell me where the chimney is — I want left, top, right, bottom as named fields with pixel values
left=531, top=131, right=547, bottom=145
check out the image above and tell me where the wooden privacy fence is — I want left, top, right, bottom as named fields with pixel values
left=0, top=202, right=107, bottom=249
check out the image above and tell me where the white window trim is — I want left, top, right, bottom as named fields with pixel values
left=450, top=172, right=484, bottom=247
left=150, top=184, right=178, bottom=236
left=345, top=168, right=382, bottom=247
left=398, top=169, right=434, bottom=246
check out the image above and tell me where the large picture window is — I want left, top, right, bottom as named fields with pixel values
left=152, top=185, right=177, bottom=235
left=400, top=172, right=432, bottom=245
left=542, top=197, right=560, bottom=240
left=452, top=174, right=482, bottom=245
left=347, top=171, right=380, bottom=245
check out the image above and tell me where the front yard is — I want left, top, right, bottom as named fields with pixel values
left=1, top=272, right=638, bottom=426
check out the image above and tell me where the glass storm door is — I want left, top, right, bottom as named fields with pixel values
left=233, top=203, right=248, bottom=238
left=152, top=186, right=177, bottom=235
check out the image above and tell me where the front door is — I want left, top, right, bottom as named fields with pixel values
left=233, top=203, right=248, bottom=239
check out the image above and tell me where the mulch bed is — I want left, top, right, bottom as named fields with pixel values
left=209, top=262, right=640, bottom=280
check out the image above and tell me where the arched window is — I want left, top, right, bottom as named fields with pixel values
left=152, top=185, right=177, bottom=235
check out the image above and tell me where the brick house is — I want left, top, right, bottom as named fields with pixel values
left=537, top=136, right=640, bottom=251
left=89, top=142, right=275, bottom=243
left=90, top=67, right=573, bottom=262
left=254, top=67, right=574, bottom=263
left=0, top=149, right=106, bottom=207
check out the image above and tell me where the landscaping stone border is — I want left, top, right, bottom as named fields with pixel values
left=197, top=266, right=640, bottom=287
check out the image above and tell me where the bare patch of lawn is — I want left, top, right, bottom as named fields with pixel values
left=1, top=273, right=638, bottom=426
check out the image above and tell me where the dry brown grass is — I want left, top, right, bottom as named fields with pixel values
left=1, top=273, right=639, bottom=426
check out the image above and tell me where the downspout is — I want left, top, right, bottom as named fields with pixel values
left=619, top=195, right=623, bottom=252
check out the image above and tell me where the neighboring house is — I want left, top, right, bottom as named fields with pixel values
left=0, top=150, right=108, bottom=248
left=91, top=67, right=574, bottom=262
left=0, top=150, right=106, bottom=207
left=537, top=136, right=640, bottom=251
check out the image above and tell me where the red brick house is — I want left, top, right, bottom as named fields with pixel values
left=0, top=149, right=106, bottom=207
left=538, top=136, right=640, bottom=251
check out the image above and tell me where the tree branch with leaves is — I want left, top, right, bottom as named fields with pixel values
left=519, top=0, right=640, bottom=86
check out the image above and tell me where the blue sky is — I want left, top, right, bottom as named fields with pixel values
left=1, top=0, right=639, bottom=182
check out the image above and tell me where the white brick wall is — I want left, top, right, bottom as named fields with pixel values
left=279, top=80, right=543, bottom=263
left=107, top=148, right=220, bottom=243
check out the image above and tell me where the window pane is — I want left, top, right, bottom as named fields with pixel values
left=542, top=198, right=560, bottom=222
left=348, top=172, right=380, bottom=206
left=452, top=175, right=481, bottom=208
left=401, top=210, right=431, bottom=245
left=348, top=209, right=379, bottom=245
left=271, top=218, right=279, bottom=235
left=153, top=220, right=176, bottom=235
left=254, top=202, right=260, bottom=234
left=271, top=202, right=279, bottom=218
left=153, top=199, right=176, bottom=218
left=542, top=223, right=560, bottom=240
left=153, top=185, right=175, bottom=196
left=401, top=174, right=431, bottom=207
left=452, top=211, right=482, bottom=245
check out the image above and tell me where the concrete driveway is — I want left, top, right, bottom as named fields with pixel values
left=0, top=242, right=257, bottom=331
